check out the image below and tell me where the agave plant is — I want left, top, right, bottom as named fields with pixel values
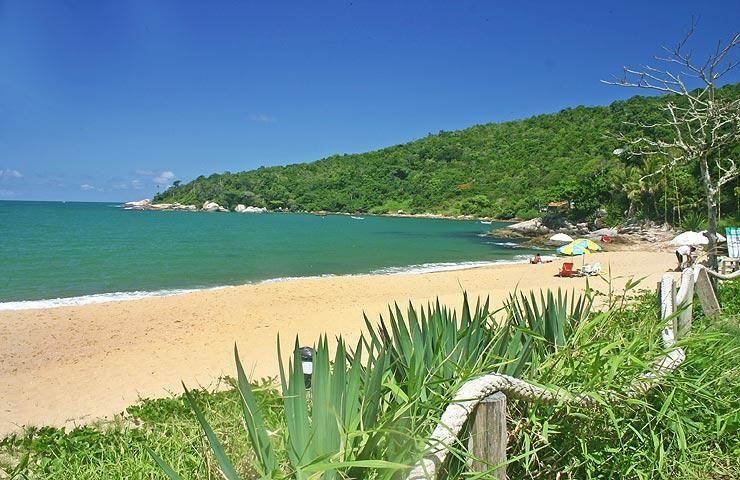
left=150, top=290, right=591, bottom=479
left=150, top=336, right=403, bottom=479
left=275, top=336, right=405, bottom=479
left=492, top=289, right=592, bottom=377
left=360, top=293, right=496, bottom=396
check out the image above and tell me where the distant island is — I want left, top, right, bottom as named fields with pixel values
left=154, top=84, right=739, bottom=225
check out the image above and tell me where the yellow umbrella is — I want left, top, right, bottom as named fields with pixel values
left=557, top=239, right=602, bottom=256
left=575, top=238, right=602, bottom=251
left=558, top=242, right=587, bottom=256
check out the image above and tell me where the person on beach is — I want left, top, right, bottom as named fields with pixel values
left=530, top=254, right=542, bottom=264
left=675, top=245, right=696, bottom=270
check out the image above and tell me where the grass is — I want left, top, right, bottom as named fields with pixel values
left=1, top=281, right=738, bottom=479
left=503, top=282, right=740, bottom=480
left=0, top=379, right=283, bottom=479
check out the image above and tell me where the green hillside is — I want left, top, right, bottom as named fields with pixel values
left=154, top=84, right=739, bottom=223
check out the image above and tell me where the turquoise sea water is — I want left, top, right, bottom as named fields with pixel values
left=0, top=201, right=542, bottom=308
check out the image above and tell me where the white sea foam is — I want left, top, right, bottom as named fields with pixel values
left=0, top=288, right=214, bottom=311
left=486, top=241, right=520, bottom=247
left=369, top=259, right=529, bottom=275
left=0, top=260, right=537, bottom=311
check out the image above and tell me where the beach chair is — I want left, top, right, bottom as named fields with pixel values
left=580, top=262, right=602, bottom=276
left=558, top=262, right=575, bottom=277
left=721, top=227, right=740, bottom=274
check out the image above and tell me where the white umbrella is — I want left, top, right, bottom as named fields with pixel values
left=549, top=233, right=574, bottom=243
left=670, top=231, right=708, bottom=246
left=701, top=230, right=726, bottom=243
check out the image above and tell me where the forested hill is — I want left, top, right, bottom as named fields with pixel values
left=154, top=84, right=739, bottom=221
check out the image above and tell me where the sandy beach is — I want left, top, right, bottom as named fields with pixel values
left=0, top=251, right=675, bottom=437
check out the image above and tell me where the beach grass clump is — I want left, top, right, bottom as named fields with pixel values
left=0, top=381, right=284, bottom=480
left=501, top=281, right=740, bottom=480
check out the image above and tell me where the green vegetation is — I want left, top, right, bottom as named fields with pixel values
left=3, top=280, right=738, bottom=479
left=505, top=283, right=740, bottom=479
left=147, top=292, right=590, bottom=479
left=155, top=84, right=739, bottom=223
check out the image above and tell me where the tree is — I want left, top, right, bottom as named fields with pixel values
left=604, top=23, right=740, bottom=270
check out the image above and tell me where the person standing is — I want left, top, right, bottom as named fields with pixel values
left=675, top=245, right=696, bottom=270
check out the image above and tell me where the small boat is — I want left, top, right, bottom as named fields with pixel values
left=351, top=216, right=365, bottom=220
left=480, top=220, right=492, bottom=225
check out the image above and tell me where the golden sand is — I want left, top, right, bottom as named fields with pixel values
left=0, top=251, right=675, bottom=436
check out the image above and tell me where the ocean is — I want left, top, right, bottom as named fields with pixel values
left=0, top=201, right=543, bottom=309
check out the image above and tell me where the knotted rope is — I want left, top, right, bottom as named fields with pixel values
left=407, top=268, right=697, bottom=480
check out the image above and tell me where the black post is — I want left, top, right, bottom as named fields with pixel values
left=299, top=346, right=314, bottom=389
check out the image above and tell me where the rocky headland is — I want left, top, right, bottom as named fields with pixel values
left=122, top=199, right=267, bottom=213
left=493, top=216, right=678, bottom=253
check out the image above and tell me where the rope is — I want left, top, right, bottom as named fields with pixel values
left=703, top=266, right=740, bottom=281
left=406, top=268, right=695, bottom=480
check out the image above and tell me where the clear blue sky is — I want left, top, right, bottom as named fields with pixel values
left=1, top=1, right=738, bottom=201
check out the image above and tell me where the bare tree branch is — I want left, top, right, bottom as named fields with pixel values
left=604, top=23, right=739, bottom=270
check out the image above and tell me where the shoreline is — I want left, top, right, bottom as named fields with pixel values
left=0, top=251, right=675, bottom=437
left=0, top=258, right=540, bottom=312
left=122, top=198, right=513, bottom=222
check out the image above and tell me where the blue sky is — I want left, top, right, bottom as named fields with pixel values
left=1, top=1, right=738, bottom=201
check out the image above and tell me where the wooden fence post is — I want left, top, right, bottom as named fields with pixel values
left=468, top=392, right=507, bottom=479
left=660, top=275, right=675, bottom=320
left=695, top=268, right=721, bottom=319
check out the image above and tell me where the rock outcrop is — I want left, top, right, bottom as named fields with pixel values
left=235, top=204, right=267, bottom=213
left=122, top=199, right=197, bottom=211
left=507, top=217, right=551, bottom=235
left=202, top=201, right=229, bottom=212
left=122, top=199, right=152, bottom=210
left=585, top=228, right=618, bottom=241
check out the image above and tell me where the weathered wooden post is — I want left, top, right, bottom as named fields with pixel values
left=660, top=275, right=675, bottom=320
left=468, top=392, right=507, bottom=479
left=695, top=268, right=721, bottom=319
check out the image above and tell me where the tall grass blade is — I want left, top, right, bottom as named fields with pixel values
left=234, top=345, right=277, bottom=476
left=182, top=383, right=242, bottom=480
left=146, top=447, right=186, bottom=480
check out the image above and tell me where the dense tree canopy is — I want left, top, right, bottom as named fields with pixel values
left=155, top=84, right=739, bottom=224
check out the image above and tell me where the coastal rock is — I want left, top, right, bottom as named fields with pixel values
left=122, top=199, right=152, bottom=210
left=171, top=203, right=197, bottom=211
left=585, top=228, right=618, bottom=241
left=122, top=200, right=202, bottom=212
left=202, top=201, right=228, bottom=212
left=235, top=204, right=267, bottom=213
left=591, top=228, right=618, bottom=237
left=507, top=217, right=551, bottom=235
left=148, top=203, right=173, bottom=210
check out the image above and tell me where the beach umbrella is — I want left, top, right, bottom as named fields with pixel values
left=549, top=233, right=574, bottom=243
left=670, top=231, right=709, bottom=246
left=557, top=238, right=602, bottom=256
left=558, top=243, right=587, bottom=256
left=573, top=238, right=602, bottom=251
left=701, top=230, right=726, bottom=243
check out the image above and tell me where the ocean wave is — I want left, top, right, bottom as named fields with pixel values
left=369, top=259, right=528, bottom=275
left=485, top=241, right=520, bottom=247
left=0, top=288, right=214, bottom=311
